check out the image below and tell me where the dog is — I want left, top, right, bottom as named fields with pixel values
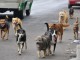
left=69, top=7, right=74, bottom=19
left=0, top=19, right=10, bottom=40
left=59, top=10, right=68, bottom=24
left=73, top=17, right=79, bottom=40
left=36, top=33, right=51, bottom=58
left=15, top=28, right=27, bottom=55
left=12, top=17, right=22, bottom=33
left=45, top=23, right=69, bottom=42
left=59, top=10, right=68, bottom=29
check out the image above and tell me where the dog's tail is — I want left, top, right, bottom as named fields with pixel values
left=44, top=23, right=49, bottom=31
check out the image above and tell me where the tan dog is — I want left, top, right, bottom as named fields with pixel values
left=59, top=10, right=68, bottom=29
left=0, top=19, right=10, bottom=40
left=73, top=17, right=79, bottom=40
left=12, top=17, right=22, bottom=33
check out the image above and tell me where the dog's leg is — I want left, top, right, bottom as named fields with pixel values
left=24, top=42, right=27, bottom=50
left=17, top=43, right=22, bottom=55
left=44, top=50, right=46, bottom=57
left=1, top=30, right=3, bottom=38
left=18, top=44, right=22, bottom=55
left=74, top=32, right=76, bottom=39
left=53, top=43, right=56, bottom=54
left=42, top=50, right=45, bottom=58
left=17, top=43, right=20, bottom=52
left=5, top=30, right=9, bottom=40
left=19, top=43, right=24, bottom=55
left=59, top=34, right=62, bottom=43
left=1, top=31, right=5, bottom=40
left=37, top=50, right=41, bottom=58
left=76, top=32, right=78, bottom=40
left=2, top=30, right=7, bottom=40
left=47, top=45, right=51, bottom=55
left=77, top=32, right=78, bottom=40
left=7, top=29, right=9, bottom=40
left=14, top=27, right=17, bottom=34
left=46, top=48, right=50, bottom=56
left=50, top=45, right=54, bottom=55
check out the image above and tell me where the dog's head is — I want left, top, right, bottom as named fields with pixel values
left=49, top=24, right=58, bottom=40
left=36, top=36, right=43, bottom=44
left=36, top=36, right=48, bottom=50
left=15, top=29, right=26, bottom=43
left=36, top=36, right=45, bottom=49
left=12, top=17, right=21, bottom=25
left=0, top=19, right=6, bottom=27
left=59, top=11, right=65, bottom=19
left=12, top=17, right=18, bottom=24
left=15, top=29, right=25, bottom=38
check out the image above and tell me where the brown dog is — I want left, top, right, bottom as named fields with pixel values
left=0, top=19, right=10, bottom=40
left=45, top=23, right=69, bottom=42
left=73, top=17, right=79, bottom=40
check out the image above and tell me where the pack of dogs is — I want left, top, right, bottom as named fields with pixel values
left=0, top=9, right=78, bottom=58
left=0, top=16, right=27, bottom=55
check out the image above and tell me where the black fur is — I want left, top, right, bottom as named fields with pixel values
left=16, top=29, right=26, bottom=43
left=44, top=22, right=57, bottom=53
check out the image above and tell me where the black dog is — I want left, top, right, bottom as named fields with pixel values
left=15, top=28, right=27, bottom=55
left=69, top=7, right=74, bottom=19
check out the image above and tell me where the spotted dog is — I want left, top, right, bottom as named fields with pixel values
left=15, top=28, right=27, bottom=55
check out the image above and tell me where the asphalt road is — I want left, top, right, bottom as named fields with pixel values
left=0, top=0, right=79, bottom=60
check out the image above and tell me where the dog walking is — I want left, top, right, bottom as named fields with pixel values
left=73, top=17, right=79, bottom=40
left=69, top=7, right=74, bottom=19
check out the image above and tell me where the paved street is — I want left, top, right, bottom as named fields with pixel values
left=0, top=0, right=80, bottom=60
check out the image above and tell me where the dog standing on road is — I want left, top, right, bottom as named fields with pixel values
left=45, top=23, right=69, bottom=42
left=0, top=19, right=10, bottom=40
left=59, top=10, right=69, bottom=29
left=12, top=17, right=22, bottom=34
left=73, top=17, right=79, bottom=40
left=69, top=7, right=74, bottom=19
left=15, top=28, right=27, bottom=55
left=59, top=10, right=68, bottom=24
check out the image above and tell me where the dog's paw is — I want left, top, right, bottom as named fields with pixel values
left=59, top=40, right=62, bottom=43
left=6, top=38, right=8, bottom=40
